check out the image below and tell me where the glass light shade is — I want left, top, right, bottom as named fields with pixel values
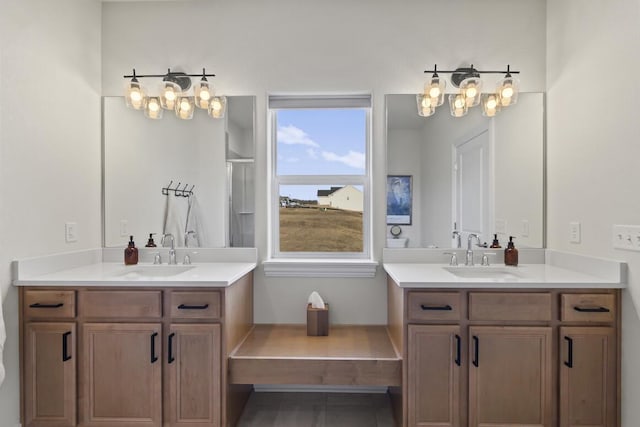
left=208, top=95, right=227, bottom=118
left=416, top=94, right=436, bottom=117
left=496, top=75, right=520, bottom=107
left=144, top=96, right=164, bottom=120
left=160, top=81, right=181, bottom=110
left=459, top=77, right=482, bottom=107
left=424, top=76, right=445, bottom=107
left=125, top=80, right=146, bottom=110
left=481, top=93, right=501, bottom=117
left=195, top=80, right=212, bottom=109
left=449, top=94, right=468, bottom=117
left=175, top=96, right=195, bottom=120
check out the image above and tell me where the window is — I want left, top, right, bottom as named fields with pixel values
left=268, top=95, right=372, bottom=262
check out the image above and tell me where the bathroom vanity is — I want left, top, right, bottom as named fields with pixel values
left=14, top=249, right=256, bottom=427
left=14, top=248, right=626, bottom=427
left=384, top=250, right=625, bottom=427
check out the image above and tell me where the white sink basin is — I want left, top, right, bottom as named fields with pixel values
left=444, top=266, right=522, bottom=280
left=116, top=265, right=195, bottom=278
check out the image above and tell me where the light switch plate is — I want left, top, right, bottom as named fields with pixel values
left=569, top=222, right=581, bottom=243
left=613, top=224, right=640, bottom=251
left=521, top=220, right=530, bottom=237
left=120, top=220, right=128, bottom=237
left=65, top=222, right=77, bottom=243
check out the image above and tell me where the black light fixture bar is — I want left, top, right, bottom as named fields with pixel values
left=423, top=65, right=520, bottom=74
left=123, top=68, right=216, bottom=79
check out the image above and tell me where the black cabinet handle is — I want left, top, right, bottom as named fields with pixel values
left=29, top=303, right=64, bottom=308
left=168, top=332, right=176, bottom=364
left=62, top=331, right=72, bottom=362
left=178, top=303, right=209, bottom=310
left=472, top=336, right=479, bottom=367
left=564, top=336, right=573, bottom=368
left=420, top=304, right=452, bottom=311
left=150, top=332, right=159, bottom=363
left=454, top=334, right=461, bottom=366
left=574, top=306, right=610, bottom=313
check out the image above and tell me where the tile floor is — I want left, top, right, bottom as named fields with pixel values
left=236, top=392, right=396, bottom=427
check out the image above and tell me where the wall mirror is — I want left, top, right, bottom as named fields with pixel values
left=103, top=96, right=255, bottom=248
left=386, top=93, right=544, bottom=249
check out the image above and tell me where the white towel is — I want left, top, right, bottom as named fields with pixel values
left=163, top=195, right=186, bottom=246
left=0, top=290, right=6, bottom=387
left=185, top=195, right=207, bottom=247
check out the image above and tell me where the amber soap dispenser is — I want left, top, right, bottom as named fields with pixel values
left=504, top=236, right=518, bottom=266
left=124, top=235, right=139, bottom=265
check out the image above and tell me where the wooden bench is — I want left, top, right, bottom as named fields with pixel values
left=228, top=324, right=402, bottom=387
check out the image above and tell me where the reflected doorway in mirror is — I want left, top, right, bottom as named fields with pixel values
left=386, top=175, right=412, bottom=225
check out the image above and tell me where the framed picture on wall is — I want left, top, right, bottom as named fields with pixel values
left=386, top=175, right=412, bottom=225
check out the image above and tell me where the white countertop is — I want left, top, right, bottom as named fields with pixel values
left=383, top=262, right=626, bottom=289
left=14, top=262, right=256, bottom=287
left=12, top=248, right=258, bottom=287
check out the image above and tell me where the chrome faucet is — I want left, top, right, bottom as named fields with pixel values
left=161, top=233, right=177, bottom=265
left=452, top=230, right=462, bottom=248
left=466, top=233, right=481, bottom=266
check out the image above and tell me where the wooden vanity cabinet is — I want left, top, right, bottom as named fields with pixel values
left=20, top=272, right=254, bottom=427
left=21, top=290, right=77, bottom=427
left=559, top=292, right=618, bottom=427
left=391, top=282, right=620, bottom=427
left=165, top=290, right=222, bottom=427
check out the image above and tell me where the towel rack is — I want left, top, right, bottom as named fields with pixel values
left=162, top=181, right=195, bottom=197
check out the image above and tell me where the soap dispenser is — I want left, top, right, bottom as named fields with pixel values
left=504, top=236, right=518, bottom=266
left=490, top=234, right=502, bottom=248
left=124, top=235, right=139, bottom=265
left=145, top=233, right=157, bottom=248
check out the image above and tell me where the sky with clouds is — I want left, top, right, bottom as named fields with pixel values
left=276, top=108, right=366, bottom=200
left=277, top=109, right=366, bottom=175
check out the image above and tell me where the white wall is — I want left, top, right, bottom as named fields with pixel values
left=102, top=0, right=547, bottom=325
left=546, top=1, right=640, bottom=425
left=0, top=1, right=102, bottom=425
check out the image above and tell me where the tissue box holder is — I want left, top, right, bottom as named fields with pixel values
left=307, top=303, right=329, bottom=336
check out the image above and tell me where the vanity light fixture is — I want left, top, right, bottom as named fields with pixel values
left=418, top=64, right=520, bottom=118
left=123, top=68, right=226, bottom=120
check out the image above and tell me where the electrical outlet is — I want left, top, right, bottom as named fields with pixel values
left=120, top=220, right=128, bottom=237
left=65, top=222, right=77, bottom=243
left=495, top=219, right=506, bottom=235
left=569, top=222, right=581, bottom=243
left=521, top=220, right=530, bottom=237
left=613, top=224, right=640, bottom=251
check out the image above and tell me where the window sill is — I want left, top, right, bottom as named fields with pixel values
left=262, top=258, right=378, bottom=278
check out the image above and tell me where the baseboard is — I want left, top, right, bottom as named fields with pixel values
left=253, top=384, right=388, bottom=393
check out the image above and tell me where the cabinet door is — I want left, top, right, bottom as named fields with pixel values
left=468, top=326, right=552, bottom=427
left=24, top=323, right=76, bottom=427
left=81, top=323, right=162, bottom=427
left=165, top=324, right=221, bottom=427
left=560, top=327, right=616, bottom=427
left=407, top=325, right=461, bottom=427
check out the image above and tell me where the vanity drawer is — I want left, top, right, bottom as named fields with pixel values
left=24, top=290, right=76, bottom=319
left=168, top=291, right=221, bottom=320
left=469, top=292, right=552, bottom=321
left=561, top=293, right=616, bottom=323
left=407, top=292, right=461, bottom=322
left=79, top=290, right=162, bottom=319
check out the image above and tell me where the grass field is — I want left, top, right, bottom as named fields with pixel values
left=279, top=207, right=363, bottom=252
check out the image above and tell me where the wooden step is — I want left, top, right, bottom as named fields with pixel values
left=228, top=324, right=401, bottom=387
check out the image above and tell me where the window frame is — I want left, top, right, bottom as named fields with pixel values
left=268, top=94, right=373, bottom=261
